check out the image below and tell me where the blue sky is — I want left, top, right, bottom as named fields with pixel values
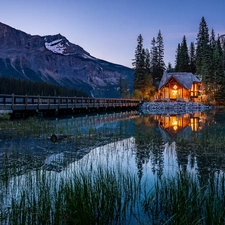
left=1, top=0, right=224, bottom=68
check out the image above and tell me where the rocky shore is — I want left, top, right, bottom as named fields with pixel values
left=140, top=101, right=214, bottom=114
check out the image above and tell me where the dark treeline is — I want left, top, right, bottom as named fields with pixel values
left=132, top=31, right=165, bottom=100
left=0, top=76, right=88, bottom=97
left=174, top=17, right=225, bottom=104
left=132, top=16, right=225, bottom=104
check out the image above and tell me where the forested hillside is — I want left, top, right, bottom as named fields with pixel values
left=0, top=76, right=88, bottom=97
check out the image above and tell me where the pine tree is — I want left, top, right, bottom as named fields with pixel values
left=133, top=34, right=156, bottom=100
left=156, top=30, right=165, bottom=82
left=201, top=44, right=212, bottom=92
left=175, top=43, right=181, bottom=72
left=145, top=48, right=150, bottom=70
left=150, top=37, right=158, bottom=76
left=133, top=34, right=143, bottom=91
left=189, top=42, right=196, bottom=74
left=214, top=38, right=225, bottom=104
left=167, top=62, right=173, bottom=72
left=219, top=35, right=225, bottom=71
left=150, top=31, right=165, bottom=85
left=209, top=29, right=217, bottom=87
left=196, top=16, right=210, bottom=76
left=178, top=36, right=190, bottom=72
left=132, top=34, right=144, bottom=69
left=209, top=29, right=216, bottom=51
left=133, top=34, right=146, bottom=97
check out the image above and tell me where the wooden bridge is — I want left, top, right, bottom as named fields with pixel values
left=0, top=94, right=141, bottom=117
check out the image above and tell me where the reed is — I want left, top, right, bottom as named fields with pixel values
left=2, top=166, right=225, bottom=224
left=142, top=171, right=225, bottom=225
left=0, top=165, right=141, bottom=225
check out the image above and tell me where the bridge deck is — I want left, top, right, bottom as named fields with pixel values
left=0, top=94, right=140, bottom=115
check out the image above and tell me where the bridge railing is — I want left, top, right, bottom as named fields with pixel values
left=0, top=94, right=141, bottom=111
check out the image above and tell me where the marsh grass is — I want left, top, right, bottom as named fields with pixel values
left=1, top=164, right=225, bottom=224
left=142, top=171, right=225, bottom=225
left=0, top=165, right=141, bottom=225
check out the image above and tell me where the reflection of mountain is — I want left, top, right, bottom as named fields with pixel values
left=51, top=110, right=139, bottom=133
left=0, top=111, right=138, bottom=174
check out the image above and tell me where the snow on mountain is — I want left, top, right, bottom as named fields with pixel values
left=45, top=38, right=67, bottom=54
left=82, top=53, right=96, bottom=60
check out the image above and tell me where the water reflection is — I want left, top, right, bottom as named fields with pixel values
left=134, top=109, right=225, bottom=184
left=0, top=111, right=139, bottom=173
left=1, top=109, right=225, bottom=182
left=156, top=113, right=204, bottom=142
left=2, top=109, right=225, bottom=224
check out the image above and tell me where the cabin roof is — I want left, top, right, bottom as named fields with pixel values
left=158, top=72, right=201, bottom=90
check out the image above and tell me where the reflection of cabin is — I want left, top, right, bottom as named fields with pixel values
left=155, top=72, right=201, bottom=102
left=156, top=113, right=202, bottom=140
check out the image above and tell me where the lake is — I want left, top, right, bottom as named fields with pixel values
left=1, top=108, right=225, bottom=224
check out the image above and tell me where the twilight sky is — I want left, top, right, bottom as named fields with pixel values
left=1, top=0, right=224, bottom=68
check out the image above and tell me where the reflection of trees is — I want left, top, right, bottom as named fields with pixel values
left=133, top=115, right=164, bottom=180
left=136, top=109, right=225, bottom=185
left=175, top=109, right=225, bottom=187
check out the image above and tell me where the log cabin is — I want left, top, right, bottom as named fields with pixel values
left=155, top=72, right=201, bottom=102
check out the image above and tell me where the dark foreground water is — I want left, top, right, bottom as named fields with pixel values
left=1, top=108, right=225, bottom=224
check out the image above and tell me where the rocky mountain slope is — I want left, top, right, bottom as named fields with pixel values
left=0, top=22, right=134, bottom=98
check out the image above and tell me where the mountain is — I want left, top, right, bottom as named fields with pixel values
left=0, top=22, right=134, bottom=98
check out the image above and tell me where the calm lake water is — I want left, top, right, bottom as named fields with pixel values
left=1, top=108, right=225, bottom=224
left=1, top=108, right=225, bottom=181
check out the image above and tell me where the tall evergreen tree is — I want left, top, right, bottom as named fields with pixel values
left=201, top=44, right=212, bottom=92
left=133, top=34, right=156, bottom=100
left=150, top=37, right=158, bottom=75
left=210, top=29, right=216, bottom=50
left=156, top=30, right=165, bottom=82
left=133, top=34, right=145, bottom=92
left=196, top=16, right=210, bottom=76
left=179, top=36, right=190, bottom=72
left=150, top=31, right=165, bottom=85
left=220, top=35, right=225, bottom=70
left=145, top=48, right=150, bottom=70
left=214, top=38, right=225, bottom=104
left=132, top=34, right=144, bottom=69
left=167, top=62, right=173, bottom=72
left=175, top=43, right=181, bottom=72
left=189, top=42, right=196, bottom=74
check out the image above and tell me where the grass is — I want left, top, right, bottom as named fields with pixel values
left=1, top=164, right=225, bottom=224
left=0, top=165, right=141, bottom=225
left=143, top=171, right=225, bottom=225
